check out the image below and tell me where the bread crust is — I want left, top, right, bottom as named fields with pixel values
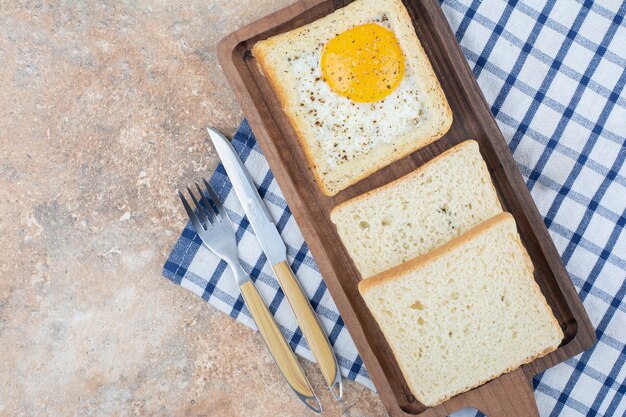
left=428, top=343, right=561, bottom=406
left=252, top=0, right=453, bottom=196
left=253, top=39, right=333, bottom=194
left=358, top=213, right=513, bottom=293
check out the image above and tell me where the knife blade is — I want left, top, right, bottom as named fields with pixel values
left=207, top=128, right=286, bottom=265
left=207, top=127, right=343, bottom=400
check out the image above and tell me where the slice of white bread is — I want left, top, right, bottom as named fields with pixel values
left=253, top=0, right=452, bottom=196
left=330, top=140, right=502, bottom=278
left=359, top=213, right=564, bottom=406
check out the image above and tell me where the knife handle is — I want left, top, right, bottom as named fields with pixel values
left=272, top=261, right=343, bottom=400
left=239, top=280, right=321, bottom=412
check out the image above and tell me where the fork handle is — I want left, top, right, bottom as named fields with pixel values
left=239, top=281, right=321, bottom=412
left=272, top=261, right=342, bottom=399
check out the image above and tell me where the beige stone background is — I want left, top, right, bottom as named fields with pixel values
left=0, top=1, right=387, bottom=416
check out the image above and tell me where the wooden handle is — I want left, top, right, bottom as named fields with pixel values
left=272, top=261, right=339, bottom=389
left=460, top=368, right=540, bottom=417
left=239, top=280, right=319, bottom=409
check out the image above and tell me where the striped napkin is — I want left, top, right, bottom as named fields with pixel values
left=164, top=1, right=625, bottom=416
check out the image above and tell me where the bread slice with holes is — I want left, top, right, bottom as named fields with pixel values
left=252, top=0, right=452, bottom=196
left=359, top=213, right=563, bottom=406
left=330, top=140, right=502, bottom=278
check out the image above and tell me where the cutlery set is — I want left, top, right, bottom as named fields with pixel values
left=178, top=128, right=342, bottom=412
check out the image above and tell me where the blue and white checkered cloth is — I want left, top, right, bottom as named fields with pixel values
left=164, top=1, right=625, bottom=415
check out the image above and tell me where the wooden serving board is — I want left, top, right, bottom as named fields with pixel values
left=217, top=0, right=596, bottom=415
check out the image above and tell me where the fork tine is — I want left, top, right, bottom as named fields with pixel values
left=195, top=181, right=217, bottom=219
left=178, top=191, right=204, bottom=232
left=187, top=186, right=211, bottom=227
left=203, top=178, right=228, bottom=220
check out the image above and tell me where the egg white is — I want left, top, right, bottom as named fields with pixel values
left=287, top=17, right=426, bottom=168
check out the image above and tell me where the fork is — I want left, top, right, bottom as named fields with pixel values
left=178, top=179, right=321, bottom=413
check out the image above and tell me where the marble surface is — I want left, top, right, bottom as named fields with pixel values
left=0, top=2, right=387, bottom=416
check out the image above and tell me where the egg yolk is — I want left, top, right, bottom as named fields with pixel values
left=321, top=23, right=405, bottom=103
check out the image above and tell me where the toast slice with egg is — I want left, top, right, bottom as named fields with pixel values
left=253, top=0, right=452, bottom=196
left=359, top=213, right=563, bottom=406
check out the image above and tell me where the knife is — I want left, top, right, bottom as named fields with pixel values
left=208, top=127, right=343, bottom=401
